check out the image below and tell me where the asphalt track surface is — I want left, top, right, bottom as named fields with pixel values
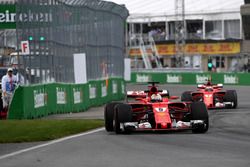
left=0, top=84, right=250, bottom=167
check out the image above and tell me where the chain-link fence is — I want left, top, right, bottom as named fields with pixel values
left=15, top=0, right=128, bottom=84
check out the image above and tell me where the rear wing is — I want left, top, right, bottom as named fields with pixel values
left=127, top=91, right=146, bottom=98
left=127, top=90, right=169, bottom=98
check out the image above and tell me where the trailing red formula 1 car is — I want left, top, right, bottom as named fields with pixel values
left=105, top=82, right=209, bottom=134
left=181, top=79, right=237, bottom=109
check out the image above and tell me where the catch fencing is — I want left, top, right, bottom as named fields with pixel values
left=15, top=0, right=128, bottom=84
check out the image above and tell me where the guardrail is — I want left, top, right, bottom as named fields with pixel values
left=8, top=78, right=125, bottom=119
left=131, top=72, right=250, bottom=85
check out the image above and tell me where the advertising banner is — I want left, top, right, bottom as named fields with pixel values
left=129, top=42, right=240, bottom=56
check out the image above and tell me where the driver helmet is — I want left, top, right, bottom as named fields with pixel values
left=205, top=86, right=213, bottom=92
left=151, top=93, right=162, bottom=102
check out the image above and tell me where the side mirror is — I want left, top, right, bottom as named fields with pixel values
left=160, top=90, right=170, bottom=97
left=127, top=91, right=133, bottom=95
left=197, top=84, right=204, bottom=89
left=217, top=83, right=223, bottom=88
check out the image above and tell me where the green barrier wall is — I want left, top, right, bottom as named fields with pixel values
left=8, top=78, right=125, bottom=119
left=131, top=72, right=250, bottom=85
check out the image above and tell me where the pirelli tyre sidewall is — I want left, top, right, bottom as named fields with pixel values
left=114, top=104, right=133, bottom=134
left=104, top=102, right=123, bottom=132
left=223, top=90, right=238, bottom=109
left=190, top=102, right=209, bottom=133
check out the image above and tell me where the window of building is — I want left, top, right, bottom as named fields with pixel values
left=242, top=15, right=250, bottom=40
left=215, top=56, right=225, bottom=68
left=186, top=20, right=203, bottom=39
left=168, top=21, right=175, bottom=40
left=224, top=20, right=240, bottom=39
left=205, top=20, right=222, bottom=40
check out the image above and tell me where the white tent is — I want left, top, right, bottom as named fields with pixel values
left=105, top=0, right=244, bottom=22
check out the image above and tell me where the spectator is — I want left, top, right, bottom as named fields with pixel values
left=1, top=68, right=17, bottom=109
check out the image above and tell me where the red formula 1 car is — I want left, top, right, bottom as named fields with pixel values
left=104, top=82, right=209, bottom=134
left=181, top=79, right=237, bottom=109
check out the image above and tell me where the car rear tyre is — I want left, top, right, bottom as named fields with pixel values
left=104, top=102, right=122, bottom=132
left=223, top=90, right=237, bottom=109
left=181, top=91, right=192, bottom=102
left=190, top=102, right=209, bottom=133
left=114, top=104, right=133, bottom=134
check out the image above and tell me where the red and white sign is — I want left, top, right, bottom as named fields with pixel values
left=21, top=41, right=30, bottom=54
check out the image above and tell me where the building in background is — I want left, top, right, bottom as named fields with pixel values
left=241, top=0, right=250, bottom=72
left=0, top=1, right=16, bottom=71
left=110, top=0, right=245, bottom=72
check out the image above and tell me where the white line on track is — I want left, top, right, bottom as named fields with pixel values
left=0, top=127, right=105, bottom=160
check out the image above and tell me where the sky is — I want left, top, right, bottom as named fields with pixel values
left=104, top=0, right=244, bottom=15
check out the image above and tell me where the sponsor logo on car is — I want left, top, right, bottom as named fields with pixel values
left=155, top=108, right=167, bottom=112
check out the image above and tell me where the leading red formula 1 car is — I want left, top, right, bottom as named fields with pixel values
left=181, top=79, right=237, bottom=109
left=104, top=82, right=209, bottom=134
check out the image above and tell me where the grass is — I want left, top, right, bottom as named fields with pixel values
left=0, top=119, right=104, bottom=143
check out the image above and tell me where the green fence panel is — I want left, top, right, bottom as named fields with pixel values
left=182, top=73, right=200, bottom=85
left=82, top=83, right=90, bottom=111
left=7, top=77, right=124, bottom=119
left=99, top=80, right=109, bottom=104
left=71, top=84, right=87, bottom=113
left=8, top=86, right=24, bottom=119
left=237, top=73, right=250, bottom=85
left=88, top=81, right=98, bottom=107
left=95, top=80, right=103, bottom=106
left=30, top=85, right=48, bottom=119
left=55, top=83, right=71, bottom=114
left=45, top=83, right=56, bottom=115
left=119, top=79, right=126, bottom=100
left=111, top=79, right=119, bottom=101
left=131, top=72, right=250, bottom=85
left=105, top=79, right=111, bottom=101
left=113, top=78, right=125, bottom=100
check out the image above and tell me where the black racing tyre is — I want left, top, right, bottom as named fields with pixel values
left=181, top=91, right=192, bottom=102
left=104, top=102, right=122, bottom=132
left=223, top=90, right=238, bottom=109
left=190, top=102, right=209, bottom=133
left=114, top=104, right=133, bottom=134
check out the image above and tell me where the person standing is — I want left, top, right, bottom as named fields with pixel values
left=1, top=68, right=18, bottom=109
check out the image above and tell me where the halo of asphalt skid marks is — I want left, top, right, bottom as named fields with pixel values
left=104, top=80, right=237, bottom=134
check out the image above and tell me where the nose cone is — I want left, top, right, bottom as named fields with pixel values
left=161, top=122, right=167, bottom=129
left=203, top=94, right=213, bottom=108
